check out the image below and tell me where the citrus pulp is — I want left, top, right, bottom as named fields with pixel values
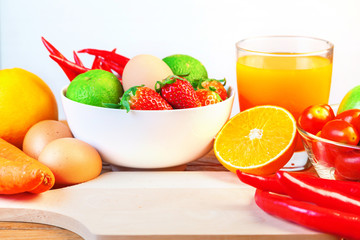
left=214, top=105, right=297, bottom=175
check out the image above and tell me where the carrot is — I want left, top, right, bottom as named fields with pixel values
left=0, top=138, right=55, bottom=193
left=0, top=157, right=44, bottom=194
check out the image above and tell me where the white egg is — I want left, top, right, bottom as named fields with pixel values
left=122, top=54, right=173, bottom=91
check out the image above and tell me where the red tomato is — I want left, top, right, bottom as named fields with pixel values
left=320, top=119, right=360, bottom=145
left=335, top=109, right=360, bottom=134
left=298, top=104, right=335, bottom=135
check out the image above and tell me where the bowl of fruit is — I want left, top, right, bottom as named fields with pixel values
left=59, top=51, right=234, bottom=169
left=297, top=87, right=360, bottom=180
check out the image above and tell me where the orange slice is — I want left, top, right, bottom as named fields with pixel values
left=214, top=105, right=297, bottom=175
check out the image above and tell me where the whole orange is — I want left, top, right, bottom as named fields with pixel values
left=0, top=68, right=58, bottom=148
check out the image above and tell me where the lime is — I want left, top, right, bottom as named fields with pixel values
left=162, top=54, right=208, bottom=83
left=66, top=70, right=123, bottom=107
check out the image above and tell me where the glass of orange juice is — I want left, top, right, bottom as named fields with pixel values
left=236, top=36, right=334, bottom=171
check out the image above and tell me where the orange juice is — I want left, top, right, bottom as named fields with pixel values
left=236, top=55, right=332, bottom=150
left=236, top=55, right=332, bottom=118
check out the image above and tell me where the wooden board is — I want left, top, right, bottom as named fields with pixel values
left=0, top=171, right=336, bottom=240
left=0, top=222, right=83, bottom=240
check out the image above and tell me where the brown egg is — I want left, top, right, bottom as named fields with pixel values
left=23, top=120, right=73, bottom=159
left=59, top=120, right=70, bottom=128
left=38, top=138, right=102, bottom=187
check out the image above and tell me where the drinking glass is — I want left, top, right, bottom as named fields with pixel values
left=236, top=36, right=334, bottom=170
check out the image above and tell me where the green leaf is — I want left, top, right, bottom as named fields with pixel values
left=218, top=78, right=226, bottom=86
left=163, top=75, right=177, bottom=85
left=102, top=103, right=121, bottom=109
left=214, top=92, right=222, bottom=102
left=155, top=81, right=164, bottom=93
left=209, top=86, right=217, bottom=92
left=120, top=85, right=143, bottom=113
left=191, top=78, right=202, bottom=90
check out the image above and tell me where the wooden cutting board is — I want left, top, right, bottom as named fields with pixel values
left=0, top=171, right=336, bottom=240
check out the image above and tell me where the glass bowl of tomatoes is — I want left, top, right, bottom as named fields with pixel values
left=297, top=104, right=360, bottom=181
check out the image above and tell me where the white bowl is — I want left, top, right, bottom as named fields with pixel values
left=61, top=86, right=235, bottom=169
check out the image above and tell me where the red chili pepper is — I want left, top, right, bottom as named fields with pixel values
left=99, top=59, right=112, bottom=72
left=78, top=48, right=129, bottom=67
left=42, top=37, right=89, bottom=81
left=255, top=189, right=360, bottom=239
left=286, top=172, right=360, bottom=199
left=236, top=170, right=286, bottom=194
left=277, top=171, right=360, bottom=216
left=91, top=57, right=113, bottom=72
left=91, top=56, right=102, bottom=70
left=73, top=51, right=84, bottom=67
left=102, top=59, right=126, bottom=77
left=41, top=37, right=67, bottom=60
left=49, top=55, right=89, bottom=81
left=237, top=170, right=360, bottom=200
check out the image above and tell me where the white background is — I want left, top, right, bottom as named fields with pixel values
left=1, top=0, right=360, bottom=119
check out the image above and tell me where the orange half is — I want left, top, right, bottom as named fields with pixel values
left=214, top=105, right=297, bottom=175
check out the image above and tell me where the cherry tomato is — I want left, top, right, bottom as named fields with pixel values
left=298, top=104, right=335, bottom=135
left=335, top=109, right=360, bottom=134
left=320, top=119, right=360, bottom=145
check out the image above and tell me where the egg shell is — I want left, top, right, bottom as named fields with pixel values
left=38, top=138, right=102, bottom=187
left=59, top=120, right=70, bottom=128
left=122, top=54, right=173, bottom=91
left=23, top=120, right=73, bottom=159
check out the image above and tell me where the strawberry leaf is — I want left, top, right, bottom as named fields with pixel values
left=195, top=77, right=227, bottom=90
left=155, top=81, right=165, bottom=93
left=214, top=91, right=222, bottom=102
left=103, top=103, right=121, bottom=109
left=218, top=78, right=226, bottom=86
left=209, top=86, right=217, bottom=92
left=155, top=75, right=183, bottom=93
left=120, top=85, right=143, bottom=113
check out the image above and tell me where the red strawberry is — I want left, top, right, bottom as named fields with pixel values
left=120, top=85, right=172, bottom=112
left=199, top=79, right=227, bottom=101
left=196, top=89, right=222, bottom=106
left=156, top=75, right=201, bottom=109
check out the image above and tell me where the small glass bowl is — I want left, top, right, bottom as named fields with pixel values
left=297, top=116, right=360, bottom=181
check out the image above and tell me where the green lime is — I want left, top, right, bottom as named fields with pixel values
left=162, top=54, right=208, bottom=84
left=66, top=70, right=124, bottom=107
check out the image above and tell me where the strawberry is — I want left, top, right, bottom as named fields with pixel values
left=156, top=75, right=201, bottom=109
left=119, top=85, right=172, bottom=112
left=196, top=89, right=222, bottom=106
left=197, top=79, right=227, bottom=101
